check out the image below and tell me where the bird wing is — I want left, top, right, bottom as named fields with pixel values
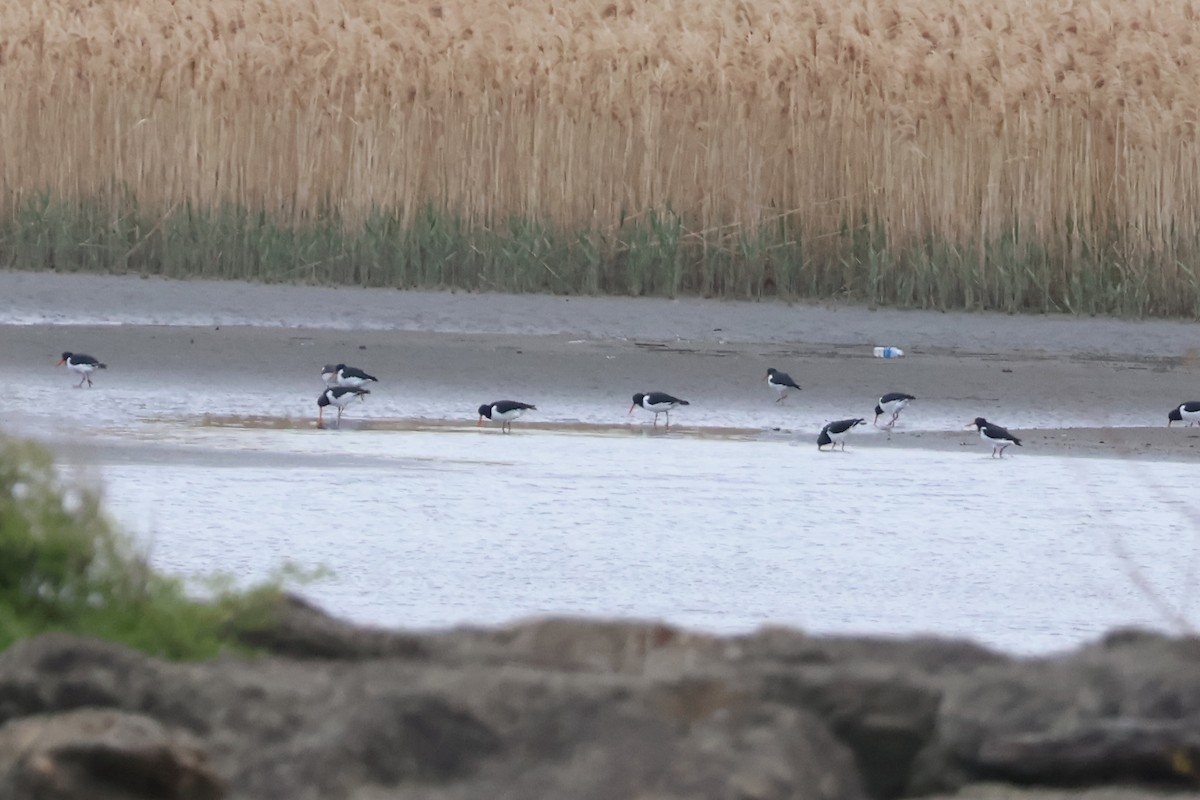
left=985, top=424, right=1018, bottom=441
left=492, top=400, right=535, bottom=413
left=646, top=392, right=684, bottom=405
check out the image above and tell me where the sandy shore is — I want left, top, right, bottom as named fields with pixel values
left=3, top=271, right=1199, bottom=461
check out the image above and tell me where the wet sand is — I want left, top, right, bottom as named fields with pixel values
left=1, top=281, right=1199, bottom=460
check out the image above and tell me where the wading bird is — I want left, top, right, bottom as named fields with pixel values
left=477, top=400, right=537, bottom=433
left=967, top=417, right=1022, bottom=458
left=317, top=387, right=370, bottom=429
left=629, top=392, right=689, bottom=429
left=321, top=364, right=378, bottom=389
left=874, top=392, right=916, bottom=428
left=764, top=368, right=802, bottom=403
left=1167, top=401, right=1200, bottom=427
left=817, top=418, right=866, bottom=451
left=57, top=352, right=107, bottom=388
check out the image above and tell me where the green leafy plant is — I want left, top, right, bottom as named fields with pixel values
left=0, top=436, right=290, bottom=659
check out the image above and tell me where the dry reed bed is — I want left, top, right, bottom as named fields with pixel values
left=2, top=0, right=1200, bottom=311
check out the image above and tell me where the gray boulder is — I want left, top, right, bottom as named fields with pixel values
left=0, top=707, right=222, bottom=800
left=0, top=608, right=1198, bottom=800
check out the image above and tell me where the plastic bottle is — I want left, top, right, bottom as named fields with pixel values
left=873, top=346, right=905, bottom=359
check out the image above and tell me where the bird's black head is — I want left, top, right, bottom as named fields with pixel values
left=1169, top=406, right=1183, bottom=425
left=971, top=417, right=988, bottom=429
left=632, top=393, right=646, bottom=405
left=851, top=418, right=867, bottom=428
left=765, top=368, right=778, bottom=378
left=335, top=363, right=348, bottom=371
left=477, top=404, right=492, bottom=419
left=60, top=352, right=73, bottom=361
left=317, top=391, right=331, bottom=408
left=873, top=404, right=883, bottom=418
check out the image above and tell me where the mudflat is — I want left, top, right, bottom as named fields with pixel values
left=2, top=271, right=1198, bottom=460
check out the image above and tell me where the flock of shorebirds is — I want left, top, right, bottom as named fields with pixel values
left=57, top=351, right=1200, bottom=458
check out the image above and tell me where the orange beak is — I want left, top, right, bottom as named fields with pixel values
left=1168, top=420, right=1174, bottom=427
left=56, top=358, right=65, bottom=366
left=627, top=403, right=636, bottom=416
left=963, top=422, right=975, bottom=428
left=317, top=408, right=325, bottom=429
left=477, top=416, right=484, bottom=427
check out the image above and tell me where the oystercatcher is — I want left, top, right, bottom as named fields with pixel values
left=1168, top=401, right=1200, bottom=427
left=321, top=364, right=378, bottom=389
left=874, top=392, right=916, bottom=428
left=764, top=368, right=802, bottom=403
left=967, top=417, right=1022, bottom=458
left=628, top=392, right=689, bottom=429
left=817, top=418, right=866, bottom=451
left=57, top=352, right=107, bottom=388
left=477, top=400, right=537, bottom=433
left=317, top=387, right=370, bottom=429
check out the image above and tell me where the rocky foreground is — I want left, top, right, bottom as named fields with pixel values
left=0, top=596, right=1197, bottom=800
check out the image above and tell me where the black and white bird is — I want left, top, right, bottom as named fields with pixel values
left=321, top=363, right=378, bottom=389
left=317, top=387, right=370, bottom=429
left=817, top=418, right=866, bottom=451
left=967, top=417, right=1022, bottom=458
left=477, top=400, right=537, bottom=433
left=57, top=352, right=107, bottom=388
left=874, top=392, right=916, bottom=428
left=628, top=392, right=690, bottom=429
left=1168, top=401, right=1200, bottom=427
left=764, top=368, right=802, bottom=403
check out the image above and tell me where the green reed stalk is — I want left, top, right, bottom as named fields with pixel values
left=4, top=193, right=1200, bottom=317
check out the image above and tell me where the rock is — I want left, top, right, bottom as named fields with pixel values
left=0, top=621, right=1198, bottom=800
left=923, top=784, right=1200, bottom=800
left=734, top=627, right=1009, bottom=675
left=0, top=708, right=222, bottom=800
left=233, top=693, right=502, bottom=799
left=975, top=719, right=1200, bottom=785
left=227, top=592, right=426, bottom=660
left=0, top=634, right=209, bottom=733
left=452, top=617, right=729, bottom=676
left=448, top=677, right=868, bottom=800
left=758, top=664, right=941, bottom=799
left=909, top=628, right=1200, bottom=795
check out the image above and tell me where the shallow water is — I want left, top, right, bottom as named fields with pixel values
left=51, top=416, right=1199, bottom=656
left=7, top=281, right=1198, bottom=654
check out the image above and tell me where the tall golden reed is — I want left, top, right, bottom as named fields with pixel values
left=3, top=0, right=1200, bottom=302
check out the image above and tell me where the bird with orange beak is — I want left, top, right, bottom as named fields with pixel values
left=57, top=352, right=107, bottom=387
left=628, top=392, right=689, bottom=428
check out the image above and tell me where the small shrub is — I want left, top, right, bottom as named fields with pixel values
left=0, top=436, right=284, bottom=659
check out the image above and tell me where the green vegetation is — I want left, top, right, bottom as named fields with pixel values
left=0, top=435, right=282, bottom=659
left=4, top=194, right=1200, bottom=318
